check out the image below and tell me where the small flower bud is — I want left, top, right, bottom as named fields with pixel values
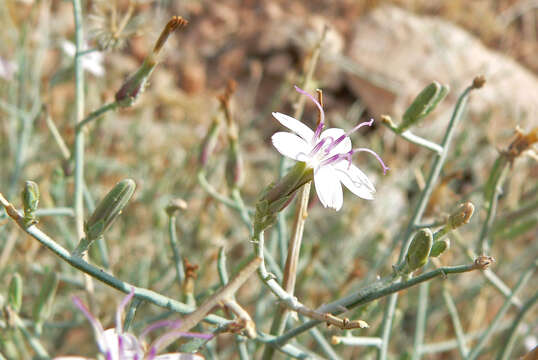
left=21, top=180, right=39, bottom=227
left=400, top=81, right=449, bottom=132
left=85, top=179, right=136, bottom=241
left=114, top=16, right=188, bottom=107
left=165, top=198, right=187, bottom=217
left=473, top=255, right=495, bottom=270
left=8, top=273, right=23, bottom=312
left=225, top=138, right=244, bottom=189
left=405, top=229, right=433, bottom=272
left=430, top=238, right=450, bottom=257
left=447, top=202, right=475, bottom=230
left=253, top=162, right=313, bottom=238
left=472, top=75, right=486, bottom=89
left=199, top=117, right=221, bottom=167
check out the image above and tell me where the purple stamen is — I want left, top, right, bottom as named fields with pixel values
left=139, top=319, right=177, bottom=340
left=352, top=148, right=389, bottom=174
left=294, top=85, right=325, bottom=140
left=118, top=335, right=124, bottom=358
left=347, top=118, right=374, bottom=135
left=72, top=296, right=105, bottom=334
left=146, top=347, right=157, bottom=360
left=309, top=136, right=334, bottom=157
left=116, top=287, right=135, bottom=335
left=324, top=119, right=375, bottom=155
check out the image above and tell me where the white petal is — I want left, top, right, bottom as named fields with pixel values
left=314, top=166, right=343, bottom=211
left=271, top=132, right=312, bottom=160
left=334, top=163, right=375, bottom=200
left=272, top=112, right=315, bottom=142
left=319, top=128, right=352, bottom=156
left=154, top=353, right=205, bottom=360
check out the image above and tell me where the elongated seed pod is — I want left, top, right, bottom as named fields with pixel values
left=400, top=81, right=449, bottom=132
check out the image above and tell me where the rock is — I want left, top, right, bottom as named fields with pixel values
left=346, top=6, right=538, bottom=138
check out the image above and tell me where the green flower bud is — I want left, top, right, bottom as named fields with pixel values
left=400, top=82, right=449, bottom=132
left=21, top=180, right=39, bottom=227
left=85, top=179, right=136, bottom=241
left=253, top=162, right=313, bottom=238
left=430, top=238, right=450, bottom=257
left=8, top=273, right=23, bottom=312
left=448, top=202, right=475, bottom=230
left=405, top=229, right=433, bottom=272
left=115, top=59, right=157, bottom=107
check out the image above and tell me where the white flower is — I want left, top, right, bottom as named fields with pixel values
left=55, top=289, right=210, bottom=360
left=271, top=86, right=388, bottom=211
left=61, top=41, right=105, bottom=77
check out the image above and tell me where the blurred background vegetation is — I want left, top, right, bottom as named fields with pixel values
left=0, top=0, right=537, bottom=358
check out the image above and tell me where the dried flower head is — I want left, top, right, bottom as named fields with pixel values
left=503, top=126, right=538, bottom=162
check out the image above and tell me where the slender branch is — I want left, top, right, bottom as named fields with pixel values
left=75, top=101, right=119, bottom=131
left=331, top=336, right=383, bottom=347
left=467, top=261, right=536, bottom=360
left=123, top=298, right=142, bottom=332
left=411, top=282, right=429, bottom=360
left=274, top=261, right=486, bottom=345
left=382, top=116, right=443, bottom=155
left=477, top=156, right=509, bottom=254
left=441, top=285, right=469, bottom=357
left=496, top=289, right=538, bottom=360
left=378, top=80, right=479, bottom=359
left=167, top=214, right=185, bottom=287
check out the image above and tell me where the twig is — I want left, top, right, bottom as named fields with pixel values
left=75, top=101, right=119, bottom=131
left=378, top=79, right=480, bottom=360
left=411, top=281, right=429, bottom=360
left=442, top=285, right=469, bottom=357
left=466, top=261, right=536, bottom=360
left=151, top=256, right=261, bottom=351
left=496, top=289, right=538, bottom=360
left=273, top=260, right=487, bottom=346
left=331, top=336, right=383, bottom=347
left=382, top=116, right=443, bottom=155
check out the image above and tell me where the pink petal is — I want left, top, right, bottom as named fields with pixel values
left=272, top=112, right=315, bottom=143
left=314, top=166, right=343, bottom=211
left=271, top=132, right=312, bottom=161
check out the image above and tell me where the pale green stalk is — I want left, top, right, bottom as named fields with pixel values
left=411, top=281, right=429, bottom=360
left=442, top=285, right=469, bottom=357
left=496, top=290, right=538, bottom=360
left=467, top=262, right=536, bottom=360
left=378, top=82, right=476, bottom=360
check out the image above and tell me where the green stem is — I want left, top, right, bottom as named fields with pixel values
left=378, top=83, right=476, bottom=360
left=274, top=262, right=481, bottom=346
left=168, top=215, right=185, bottom=287
left=496, top=289, right=538, bottom=360
left=466, top=262, right=536, bottom=360
left=123, top=298, right=142, bottom=332
left=477, top=156, right=509, bottom=254
left=411, top=281, right=429, bottom=360
left=441, top=285, right=469, bottom=357
left=75, top=101, right=119, bottom=131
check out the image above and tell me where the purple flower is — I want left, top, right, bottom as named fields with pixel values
left=55, top=288, right=212, bottom=360
left=271, top=86, right=389, bottom=210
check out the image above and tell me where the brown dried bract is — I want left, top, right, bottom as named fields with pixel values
left=503, top=126, right=538, bottom=162
left=153, top=16, right=188, bottom=55
left=473, top=255, right=495, bottom=270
